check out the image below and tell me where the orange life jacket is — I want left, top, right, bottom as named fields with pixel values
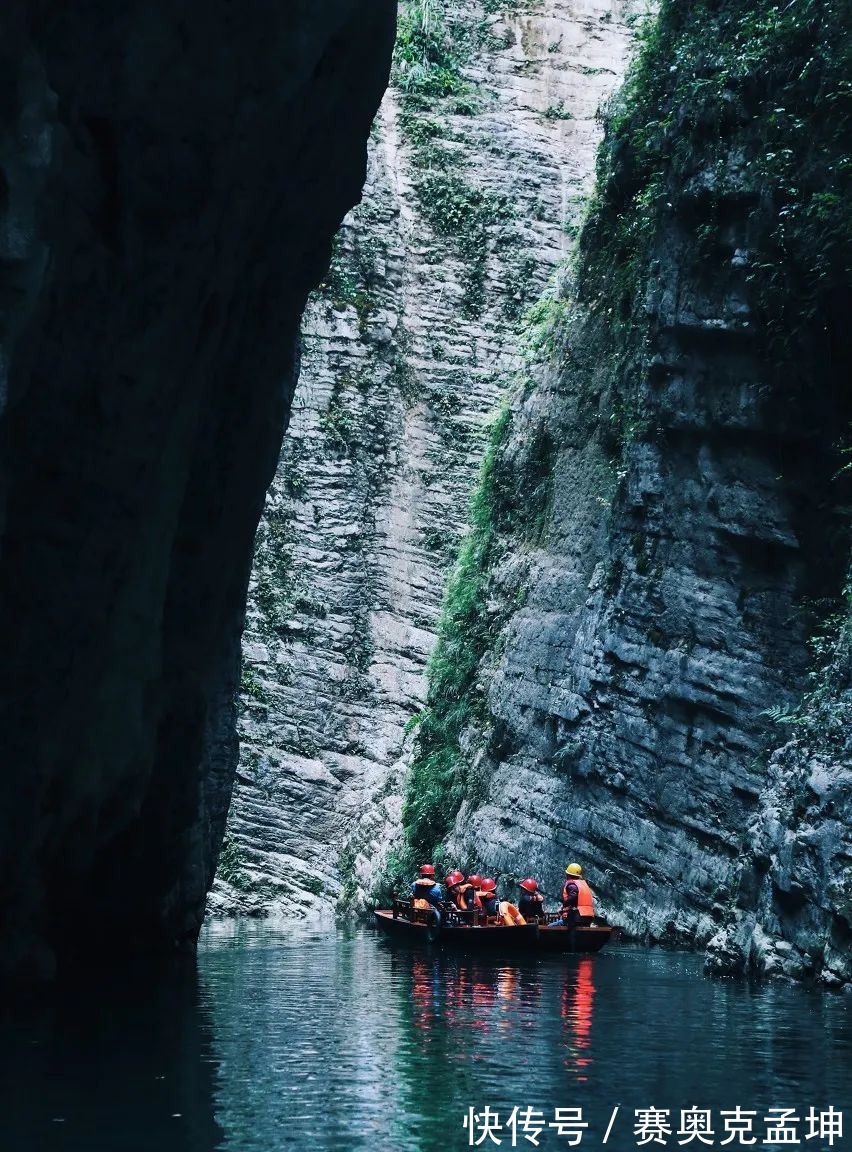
left=499, top=901, right=526, bottom=927
left=464, top=883, right=483, bottom=911
left=453, top=883, right=478, bottom=911
left=562, top=878, right=595, bottom=918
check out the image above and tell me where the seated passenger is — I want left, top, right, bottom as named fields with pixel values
left=477, top=878, right=499, bottom=919
left=475, top=878, right=526, bottom=926
left=498, top=898, right=526, bottom=927
left=561, top=862, right=595, bottom=927
left=411, top=864, right=444, bottom=920
left=458, top=874, right=481, bottom=911
left=467, top=874, right=483, bottom=910
left=517, top=878, right=546, bottom=922
left=444, top=870, right=476, bottom=912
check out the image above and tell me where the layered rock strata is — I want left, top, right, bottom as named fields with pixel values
left=431, top=0, right=852, bottom=986
left=705, top=590, right=851, bottom=986
left=211, top=0, right=645, bottom=916
left=0, top=0, right=394, bottom=978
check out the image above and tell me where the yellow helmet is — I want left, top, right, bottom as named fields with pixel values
left=565, top=862, right=583, bottom=876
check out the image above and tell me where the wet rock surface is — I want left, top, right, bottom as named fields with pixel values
left=0, top=0, right=394, bottom=978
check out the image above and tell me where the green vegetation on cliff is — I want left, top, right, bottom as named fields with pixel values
left=397, top=328, right=556, bottom=869
left=393, top=0, right=472, bottom=101
left=765, top=573, right=852, bottom=753
left=401, top=401, right=512, bottom=860
left=582, top=0, right=852, bottom=755
left=582, top=0, right=852, bottom=445
left=392, top=0, right=530, bottom=317
left=394, top=0, right=852, bottom=872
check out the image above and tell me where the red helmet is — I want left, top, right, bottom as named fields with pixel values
left=479, top=878, right=497, bottom=893
left=519, top=878, right=538, bottom=894
left=445, top=870, right=465, bottom=888
left=468, top=873, right=482, bottom=888
left=419, top=864, right=436, bottom=877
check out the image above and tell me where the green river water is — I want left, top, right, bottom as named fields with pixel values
left=0, top=923, right=849, bottom=1151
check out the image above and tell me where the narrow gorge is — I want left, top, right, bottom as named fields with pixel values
left=211, top=0, right=646, bottom=918
left=217, top=0, right=852, bottom=991
left=2, top=6, right=851, bottom=1149
left=0, top=0, right=846, bottom=994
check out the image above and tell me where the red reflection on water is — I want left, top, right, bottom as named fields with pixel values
left=560, top=958, right=595, bottom=1082
left=406, top=957, right=547, bottom=1042
left=411, top=956, right=443, bottom=1032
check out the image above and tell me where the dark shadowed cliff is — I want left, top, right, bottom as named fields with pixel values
left=0, top=0, right=395, bottom=979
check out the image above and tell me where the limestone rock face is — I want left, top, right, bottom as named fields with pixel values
left=441, top=1, right=852, bottom=986
left=704, top=656, right=852, bottom=986
left=210, top=0, right=644, bottom=917
left=451, top=240, right=822, bottom=947
left=0, top=0, right=394, bottom=978
left=213, top=0, right=849, bottom=994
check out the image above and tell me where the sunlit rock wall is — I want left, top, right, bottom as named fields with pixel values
left=210, top=0, right=645, bottom=917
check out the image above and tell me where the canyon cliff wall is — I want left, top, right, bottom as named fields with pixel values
left=402, top=0, right=851, bottom=986
left=212, top=0, right=850, bottom=990
left=211, top=0, right=646, bottom=918
left=0, top=0, right=395, bottom=979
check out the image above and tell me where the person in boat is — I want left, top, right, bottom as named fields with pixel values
left=444, top=870, right=478, bottom=913
left=498, top=895, right=526, bottom=927
left=411, top=864, right=444, bottom=922
left=472, top=877, right=527, bottom=926
left=517, top=878, right=546, bottom=922
left=477, top=878, right=499, bottom=919
left=561, top=862, right=595, bottom=927
left=460, top=873, right=482, bottom=911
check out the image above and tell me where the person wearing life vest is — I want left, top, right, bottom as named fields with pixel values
left=477, top=878, right=499, bottom=919
left=467, top=874, right=483, bottom=912
left=477, top=878, right=525, bottom=927
left=444, top=870, right=477, bottom=912
left=458, top=874, right=481, bottom=912
left=517, top=878, right=546, bottom=922
left=411, top=864, right=444, bottom=923
left=498, top=897, right=526, bottom=927
left=561, top=863, right=595, bottom=927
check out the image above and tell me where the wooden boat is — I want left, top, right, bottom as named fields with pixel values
left=537, top=920, right=615, bottom=953
left=374, top=906, right=539, bottom=950
left=373, top=901, right=616, bottom=954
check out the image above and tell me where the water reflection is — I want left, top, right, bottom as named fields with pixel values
left=561, top=957, right=594, bottom=1082
left=390, top=948, right=599, bottom=1149
left=409, top=954, right=542, bottom=1031
left=0, top=927, right=848, bottom=1152
left=405, top=948, right=597, bottom=1080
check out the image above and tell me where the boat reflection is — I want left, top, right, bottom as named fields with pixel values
left=404, top=949, right=596, bottom=1068
left=195, top=927, right=852, bottom=1152
left=390, top=944, right=601, bottom=1149
left=561, top=957, right=595, bottom=1082
left=409, top=955, right=551, bottom=1027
